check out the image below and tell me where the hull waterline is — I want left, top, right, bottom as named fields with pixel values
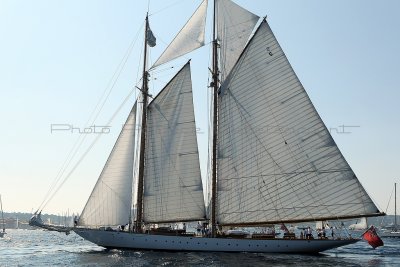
left=74, top=229, right=358, bottom=253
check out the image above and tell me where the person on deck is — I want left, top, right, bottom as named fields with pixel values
left=306, top=227, right=312, bottom=239
left=196, top=222, right=202, bottom=236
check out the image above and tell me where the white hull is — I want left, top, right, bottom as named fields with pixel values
left=381, top=231, right=400, bottom=238
left=74, top=229, right=358, bottom=253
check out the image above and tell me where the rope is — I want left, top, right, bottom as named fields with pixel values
left=41, top=88, right=139, bottom=211
left=39, top=23, right=144, bottom=211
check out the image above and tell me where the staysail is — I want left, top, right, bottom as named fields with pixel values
left=152, top=0, right=208, bottom=68
left=143, top=62, right=206, bottom=223
left=216, top=0, right=259, bottom=82
left=216, top=20, right=380, bottom=226
left=79, top=102, right=137, bottom=227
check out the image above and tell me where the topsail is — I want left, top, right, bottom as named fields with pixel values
left=216, top=0, right=259, bottom=82
left=152, top=0, right=208, bottom=68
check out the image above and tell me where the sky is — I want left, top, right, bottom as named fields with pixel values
left=0, top=0, right=399, bottom=217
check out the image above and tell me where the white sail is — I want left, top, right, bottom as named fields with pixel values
left=216, top=20, right=380, bottom=226
left=144, top=62, right=206, bottom=223
left=349, top=217, right=368, bottom=230
left=79, top=102, right=137, bottom=227
left=216, top=0, right=259, bottom=82
left=316, top=221, right=330, bottom=230
left=152, top=0, right=208, bottom=68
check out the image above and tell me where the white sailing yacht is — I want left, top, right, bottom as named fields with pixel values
left=381, top=182, right=399, bottom=238
left=0, top=195, right=6, bottom=238
left=31, top=0, right=384, bottom=252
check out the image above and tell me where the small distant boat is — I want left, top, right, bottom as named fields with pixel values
left=349, top=217, right=368, bottom=231
left=381, top=183, right=400, bottom=238
left=0, top=195, right=6, bottom=238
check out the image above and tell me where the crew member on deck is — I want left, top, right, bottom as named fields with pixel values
left=306, top=226, right=312, bottom=239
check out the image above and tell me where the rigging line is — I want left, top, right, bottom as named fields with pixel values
left=221, top=88, right=315, bottom=222
left=155, top=116, right=206, bottom=216
left=380, top=185, right=395, bottom=226
left=41, top=87, right=139, bottom=211
left=40, top=24, right=143, bottom=211
left=264, top=25, right=377, bottom=216
left=82, top=180, right=132, bottom=221
left=80, top=104, right=137, bottom=224
left=148, top=0, right=189, bottom=17
left=229, top=42, right=332, bottom=221
left=38, top=31, right=142, bottom=210
left=145, top=80, right=206, bottom=219
left=38, top=22, right=144, bottom=211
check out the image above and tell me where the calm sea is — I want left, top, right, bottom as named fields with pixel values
left=0, top=229, right=399, bottom=266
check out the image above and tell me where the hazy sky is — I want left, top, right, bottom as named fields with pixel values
left=0, top=0, right=399, bottom=217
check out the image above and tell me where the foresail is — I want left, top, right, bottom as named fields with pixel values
left=216, top=0, right=259, bottom=82
left=144, top=62, right=206, bottom=223
left=216, top=20, right=380, bottom=226
left=152, top=0, right=208, bottom=68
left=79, top=102, right=137, bottom=227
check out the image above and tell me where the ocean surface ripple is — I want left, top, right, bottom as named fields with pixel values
left=0, top=229, right=399, bottom=266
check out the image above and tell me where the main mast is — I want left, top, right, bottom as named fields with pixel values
left=395, top=182, right=397, bottom=231
left=0, top=195, right=4, bottom=233
left=136, top=14, right=150, bottom=233
left=211, top=0, right=219, bottom=238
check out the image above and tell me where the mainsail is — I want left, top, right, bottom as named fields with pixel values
left=79, top=102, right=137, bottom=227
left=152, top=0, right=208, bottom=68
left=216, top=0, right=259, bottom=82
left=143, top=62, right=206, bottom=223
left=216, top=20, right=380, bottom=226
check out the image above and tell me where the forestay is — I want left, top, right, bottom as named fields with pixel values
left=152, top=0, right=208, bottom=68
left=216, top=0, right=259, bottom=82
left=216, top=20, right=380, bottom=226
left=144, top=62, right=206, bottom=223
left=79, top=102, right=137, bottom=227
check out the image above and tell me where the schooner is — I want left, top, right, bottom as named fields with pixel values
left=30, top=0, right=384, bottom=253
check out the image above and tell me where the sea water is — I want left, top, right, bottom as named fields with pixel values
left=0, top=229, right=399, bottom=266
